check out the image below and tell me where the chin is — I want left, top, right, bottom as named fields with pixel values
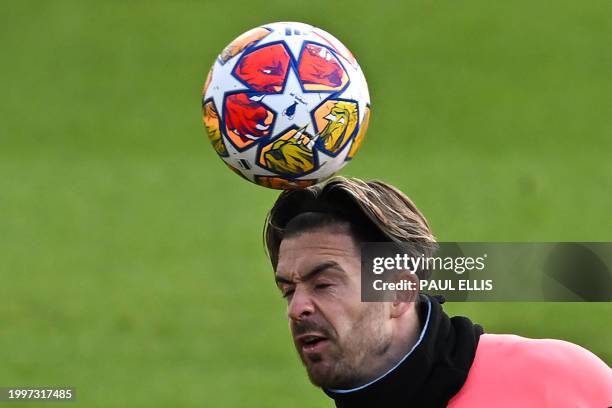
left=302, top=358, right=333, bottom=387
left=306, top=367, right=335, bottom=388
left=305, top=361, right=356, bottom=389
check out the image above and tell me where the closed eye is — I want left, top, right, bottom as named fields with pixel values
left=282, top=288, right=295, bottom=299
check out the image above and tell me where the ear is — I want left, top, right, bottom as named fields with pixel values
left=390, top=271, right=419, bottom=318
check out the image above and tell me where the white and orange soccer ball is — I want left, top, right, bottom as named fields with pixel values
left=202, top=22, right=371, bottom=189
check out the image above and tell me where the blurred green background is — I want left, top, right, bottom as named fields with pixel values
left=1, top=0, right=610, bottom=406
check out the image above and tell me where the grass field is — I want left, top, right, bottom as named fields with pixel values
left=1, top=1, right=611, bottom=406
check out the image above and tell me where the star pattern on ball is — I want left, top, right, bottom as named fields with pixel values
left=257, top=68, right=327, bottom=139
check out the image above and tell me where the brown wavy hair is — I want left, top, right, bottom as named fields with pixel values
left=264, top=177, right=436, bottom=279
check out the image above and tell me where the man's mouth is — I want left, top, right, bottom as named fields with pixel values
left=296, top=333, right=330, bottom=354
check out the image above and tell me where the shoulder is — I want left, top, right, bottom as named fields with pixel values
left=449, top=334, right=612, bottom=407
left=477, top=333, right=610, bottom=376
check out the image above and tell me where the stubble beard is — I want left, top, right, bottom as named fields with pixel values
left=302, top=303, right=391, bottom=389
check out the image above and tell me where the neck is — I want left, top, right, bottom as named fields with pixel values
left=370, top=302, right=422, bottom=381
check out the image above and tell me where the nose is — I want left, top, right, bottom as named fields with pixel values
left=287, top=286, right=315, bottom=321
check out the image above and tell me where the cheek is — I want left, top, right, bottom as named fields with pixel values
left=316, top=278, right=363, bottom=337
left=321, top=300, right=368, bottom=340
left=344, top=304, right=388, bottom=342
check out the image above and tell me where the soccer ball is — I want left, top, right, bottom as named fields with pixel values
left=202, top=22, right=371, bottom=189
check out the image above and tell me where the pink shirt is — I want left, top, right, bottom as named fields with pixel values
left=449, top=334, right=612, bottom=407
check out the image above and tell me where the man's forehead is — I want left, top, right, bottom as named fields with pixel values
left=276, top=229, right=360, bottom=277
left=279, top=228, right=358, bottom=256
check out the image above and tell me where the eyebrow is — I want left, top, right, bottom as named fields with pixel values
left=275, top=261, right=343, bottom=285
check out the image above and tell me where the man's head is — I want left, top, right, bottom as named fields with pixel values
left=264, top=177, right=435, bottom=389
